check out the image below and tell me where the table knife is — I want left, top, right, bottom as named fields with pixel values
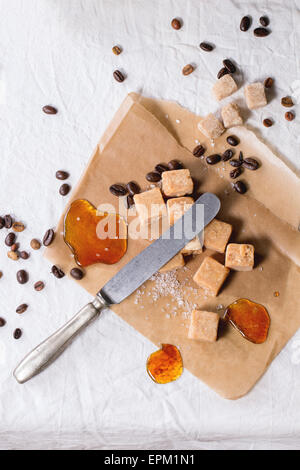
left=14, top=193, right=220, bottom=384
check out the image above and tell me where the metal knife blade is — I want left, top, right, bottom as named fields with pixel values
left=99, top=192, right=220, bottom=305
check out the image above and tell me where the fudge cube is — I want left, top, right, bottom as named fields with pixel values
left=181, top=237, right=203, bottom=255
left=167, top=197, right=202, bottom=254
left=221, top=102, right=243, bottom=128
left=193, top=256, right=230, bottom=296
left=225, top=243, right=255, bottom=271
left=244, top=83, right=267, bottom=110
left=162, top=169, right=193, bottom=197
left=204, top=219, right=232, bottom=253
left=134, top=187, right=167, bottom=225
left=212, top=74, right=238, bottom=101
left=198, top=113, right=225, bottom=140
left=188, top=309, right=220, bottom=343
left=159, top=253, right=185, bottom=273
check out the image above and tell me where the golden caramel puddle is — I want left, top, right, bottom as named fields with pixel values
left=224, top=298, right=270, bottom=344
left=147, top=344, right=183, bottom=384
left=64, top=199, right=127, bottom=267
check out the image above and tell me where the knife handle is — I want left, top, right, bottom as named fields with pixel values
left=13, top=296, right=108, bottom=384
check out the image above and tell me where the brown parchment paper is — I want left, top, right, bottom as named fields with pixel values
left=45, top=93, right=300, bottom=399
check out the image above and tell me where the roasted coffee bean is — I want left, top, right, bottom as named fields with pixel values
left=222, top=149, right=234, bottom=161
left=113, top=70, right=125, bottom=83
left=239, top=151, right=244, bottom=162
left=17, top=270, right=28, bottom=285
left=254, top=27, right=270, bottom=37
left=34, top=281, right=45, bottom=291
left=217, top=67, right=229, bottom=79
left=281, top=96, right=294, bottom=108
left=230, top=159, right=243, bottom=168
left=30, top=239, right=41, bottom=250
left=43, top=105, right=58, bottom=115
left=240, top=16, right=251, bottom=32
left=126, top=181, right=140, bottom=195
left=260, top=16, right=269, bottom=27
left=0, top=271, right=3, bottom=279
left=168, top=160, right=183, bottom=170
left=193, top=145, right=205, bottom=158
left=12, top=222, right=25, bottom=232
left=233, top=181, right=247, bottom=194
left=0, top=217, right=4, bottom=229
left=4, top=215, right=13, bottom=228
left=109, top=184, right=127, bottom=197
left=8, top=251, right=19, bottom=261
left=11, top=243, right=19, bottom=252
left=285, top=111, right=295, bottom=121
left=51, top=265, right=65, bottom=279
left=182, top=64, right=194, bottom=76
left=43, top=229, right=55, bottom=247
left=242, top=158, right=259, bottom=170
left=16, top=304, right=28, bottom=314
left=112, top=45, right=122, bottom=55
left=264, top=77, right=274, bottom=89
left=263, top=118, right=273, bottom=127
left=200, top=42, right=214, bottom=52
left=0, top=318, right=6, bottom=327
left=70, top=268, right=84, bottom=280
left=125, top=194, right=135, bottom=210
left=227, top=135, right=239, bottom=146
left=223, top=59, right=236, bottom=73
left=171, top=18, right=181, bottom=30
left=230, top=167, right=243, bottom=179
left=59, top=184, right=71, bottom=196
left=5, top=232, right=16, bottom=247
left=14, top=328, right=22, bottom=339
left=56, top=170, right=69, bottom=180
left=206, top=154, right=221, bottom=165
left=155, top=163, right=169, bottom=174
left=146, top=171, right=161, bottom=183
left=20, top=251, right=29, bottom=260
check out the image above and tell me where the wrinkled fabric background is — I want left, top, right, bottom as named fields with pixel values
left=0, top=0, right=299, bottom=450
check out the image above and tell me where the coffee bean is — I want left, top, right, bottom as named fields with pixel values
left=168, top=160, right=183, bottom=170
left=30, top=239, right=41, bottom=250
left=56, top=170, right=69, bottom=180
left=264, top=77, right=274, bottom=89
left=239, top=151, right=244, bottom=162
left=234, top=181, right=247, bottom=194
left=242, top=158, right=259, bottom=171
left=14, top=328, right=22, bottom=339
left=43, top=105, right=58, bottom=115
left=12, top=222, right=25, bottom=232
left=51, top=265, right=65, bottom=279
left=171, top=18, right=181, bottom=30
left=113, top=70, right=125, bottom=83
left=8, top=251, right=19, bottom=261
left=217, top=67, right=229, bottom=79
left=4, top=215, right=13, bottom=228
left=227, top=135, right=239, bottom=146
left=17, top=270, right=28, bottom=284
left=223, top=59, right=236, bottom=74
left=206, top=154, right=221, bottom=165
left=126, top=181, right=140, bottom=195
left=155, top=163, right=169, bottom=174
left=112, top=45, right=122, bottom=55
left=125, top=194, right=135, bottom=210
left=260, top=16, right=269, bottom=27
left=230, top=167, right=243, bottom=179
left=0, top=271, right=3, bottom=279
left=16, top=304, right=28, bottom=314
left=182, top=64, right=194, bottom=76
left=34, top=281, right=45, bottom=291
left=70, top=268, right=84, bottom=281
left=222, top=149, right=234, bottom=161
left=5, top=232, right=16, bottom=247
left=43, top=229, right=55, bottom=247
left=0, top=318, right=6, bottom=327
left=193, top=145, right=205, bottom=158
left=20, top=251, right=29, bottom=260
left=0, top=217, right=4, bottom=229
left=11, top=243, right=19, bottom=252
left=59, top=184, right=71, bottom=196
left=109, top=184, right=127, bottom=197
left=230, top=159, right=243, bottom=168
left=281, top=96, right=294, bottom=108
left=254, top=27, right=270, bottom=37
left=200, top=42, right=214, bottom=52
left=285, top=111, right=295, bottom=121
left=240, top=16, right=251, bottom=32
left=263, top=118, right=273, bottom=127
left=146, top=172, right=161, bottom=183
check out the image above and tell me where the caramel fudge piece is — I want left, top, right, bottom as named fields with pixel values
left=225, top=243, right=255, bottom=271
left=198, top=113, right=225, bottom=140
left=244, top=82, right=267, bottom=110
left=204, top=219, right=232, bottom=253
left=188, top=309, right=219, bottom=343
left=134, top=187, right=167, bottom=225
left=167, top=197, right=202, bottom=254
left=212, top=74, right=238, bottom=101
left=221, top=102, right=243, bottom=128
left=193, top=256, right=230, bottom=296
left=162, top=169, right=193, bottom=197
left=159, top=253, right=185, bottom=273
left=181, top=237, right=203, bottom=255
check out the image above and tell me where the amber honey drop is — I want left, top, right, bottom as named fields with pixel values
left=147, top=344, right=183, bottom=384
left=64, top=199, right=127, bottom=268
left=224, top=298, right=270, bottom=344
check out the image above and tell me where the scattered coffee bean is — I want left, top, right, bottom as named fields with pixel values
left=12, top=222, right=25, bottom=232
left=193, top=145, right=205, bottom=158
left=126, top=181, right=140, bottom=195
left=206, top=154, right=221, bottom=165
left=8, top=251, right=19, bottom=261
left=240, top=16, right=251, bottom=32
left=239, top=151, right=244, bottom=162
left=11, top=243, right=19, bottom=252
left=155, top=163, right=169, bottom=174
left=230, top=167, right=243, bottom=179
left=51, top=265, right=65, bottom=279
left=182, top=64, right=194, bottom=76
left=5, top=233, right=16, bottom=247
left=264, top=77, right=274, bottom=89
left=254, top=27, right=270, bottom=37
left=56, top=170, right=69, bottom=180
left=230, top=159, right=243, bottom=168
left=281, top=96, right=294, bottom=108
left=0, top=318, right=6, bottom=327
left=233, top=181, right=247, bottom=194
left=125, top=194, right=135, bottom=210
left=222, top=149, right=234, bottom=161
left=113, top=70, right=125, bottom=83
left=260, top=16, right=269, bottom=27
left=0, top=217, right=4, bottom=229
left=200, top=42, right=214, bottom=52
left=14, top=328, right=22, bottom=339
left=171, top=18, right=181, bottom=30
left=30, top=239, right=41, bottom=250
left=223, top=59, right=236, bottom=74
left=20, top=251, right=29, bottom=260
left=146, top=171, right=161, bottom=183
left=16, top=304, right=28, bottom=314
left=227, top=135, right=240, bottom=146
left=109, top=184, right=128, bottom=197
left=0, top=271, right=3, bottom=279
left=59, top=184, right=71, bottom=196
left=34, top=281, right=45, bottom=291
left=217, top=67, right=229, bottom=79
left=285, top=111, right=295, bottom=121
left=263, top=118, right=273, bottom=127
left=112, top=45, right=122, bottom=55
left=70, top=268, right=84, bottom=281
left=43, top=229, right=55, bottom=247
left=4, top=215, right=13, bottom=229
left=168, top=160, right=183, bottom=170
left=17, top=270, right=28, bottom=284
left=43, top=105, right=58, bottom=115
left=242, top=158, right=259, bottom=170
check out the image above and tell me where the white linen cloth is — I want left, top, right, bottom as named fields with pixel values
left=0, top=0, right=299, bottom=450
